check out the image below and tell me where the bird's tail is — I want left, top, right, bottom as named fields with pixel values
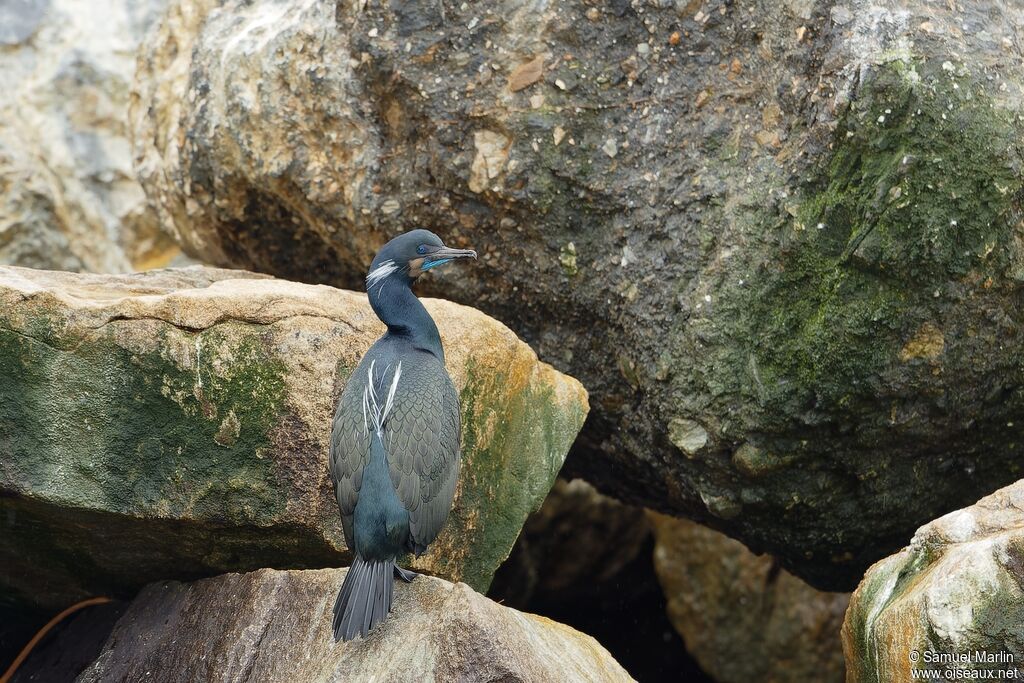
left=333, top=554, right=394, bottom=642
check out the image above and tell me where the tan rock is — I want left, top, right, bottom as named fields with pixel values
left=78, top=568, right=634, bottom=683
left=130, top=0, right=383, bottom=279
left=842, top=480, right=1024, bottom=682
left=0, top=266, right=588, bottom=612
left=649, top=513, right=849, bottom=683
left=508, top=56, right=545, bottom=92
left=469, top=131, right=511, bottom=194
left=0, top=0, right=180, bottom=272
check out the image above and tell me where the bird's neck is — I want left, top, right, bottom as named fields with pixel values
left=368, top=279, right=444, bottom=361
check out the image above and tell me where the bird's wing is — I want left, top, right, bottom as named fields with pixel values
left=383, top=356, right=461, bottom=553
left=329, top=362, right=373, bottom=551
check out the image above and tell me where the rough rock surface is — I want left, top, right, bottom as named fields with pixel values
left=0, top=0, right=181, bottom=272
left=0, top=266, right=587, bottom=614
left=842, top=480, right=1024, bottom=683
left=77, top=567, right=634, bottom=683
left=649, top=512, right=849, bottom=683
left=131, top=0, right=1024, bottom=588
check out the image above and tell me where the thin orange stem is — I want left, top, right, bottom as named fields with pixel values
left=0, top=596, right=112, bottom=683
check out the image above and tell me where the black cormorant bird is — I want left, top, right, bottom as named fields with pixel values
left=329, top=229, right=476, bottom=641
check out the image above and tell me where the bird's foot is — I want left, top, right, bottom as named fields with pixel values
left=394, top=565, right=418, bottom=583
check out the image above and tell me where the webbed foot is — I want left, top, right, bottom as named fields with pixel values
left=394, top=565, right=418, bottom=583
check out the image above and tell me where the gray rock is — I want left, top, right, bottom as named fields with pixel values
left=668, top=418, right=708, bottom=458
left=131, top=0, right=1024, bottom=588
left=0, top=0, right=49, bottom=45
left=830, top=5, right=854, bottom=25
left=77, top=568, right=635, bottom=683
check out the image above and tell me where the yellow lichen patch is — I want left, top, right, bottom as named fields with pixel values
left=899, top=322, right=945, bottom=362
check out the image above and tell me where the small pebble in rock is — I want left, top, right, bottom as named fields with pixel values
left=831, top=5, right=853, bottom=24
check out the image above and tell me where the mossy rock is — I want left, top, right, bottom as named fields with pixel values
left=842, top=480, right=1024, bottom=682
left=0, top=266, right=588, bottom=612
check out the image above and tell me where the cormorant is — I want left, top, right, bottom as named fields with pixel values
left=329, top=229, right=476, bottom=642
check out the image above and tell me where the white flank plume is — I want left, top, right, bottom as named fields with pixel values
left=362, top=359, right=403, bottom=437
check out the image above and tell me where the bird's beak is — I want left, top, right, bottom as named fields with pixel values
left=434, top=246, right=477, bottom=261
left=423, top=246, right=477, bottom=271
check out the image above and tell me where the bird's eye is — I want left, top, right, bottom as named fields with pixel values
left=416, top=245, right=427, bottom=255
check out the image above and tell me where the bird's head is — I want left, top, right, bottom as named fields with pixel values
left=366, top=229, right=477, bottom=291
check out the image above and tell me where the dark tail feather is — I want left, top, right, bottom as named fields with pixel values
left=333, top=555, right=394, bottom=642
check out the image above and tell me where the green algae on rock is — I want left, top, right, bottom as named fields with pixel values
left=0, top=266, right=588, bottom=613
left=695, top=53, right=1024, bottom=587
left=842, top=480, right=1024, bottom=682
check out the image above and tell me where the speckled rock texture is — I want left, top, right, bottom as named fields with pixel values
left=649, top=512, right=849, bottom=683
left=0, top=266, right=588, bottom=615
left=0, top=0, right=181, bottom=272
left=842, top=480, right=1024, bottom=683
left=132, top=0, right=1024, bottom=588
left=77, top=568, right=634, bottom=683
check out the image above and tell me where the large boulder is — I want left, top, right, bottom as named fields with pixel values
left=77, top=567, right=634, bottom=682
left=0, top=0, right=181, bottom=272
left=0, top=266, right=587, bottom=614
left=130, top=0, right=1024, bottom=588
left=649, top=512, right=849, bottom=683
left=842, top=480, right=1024, bottom=683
